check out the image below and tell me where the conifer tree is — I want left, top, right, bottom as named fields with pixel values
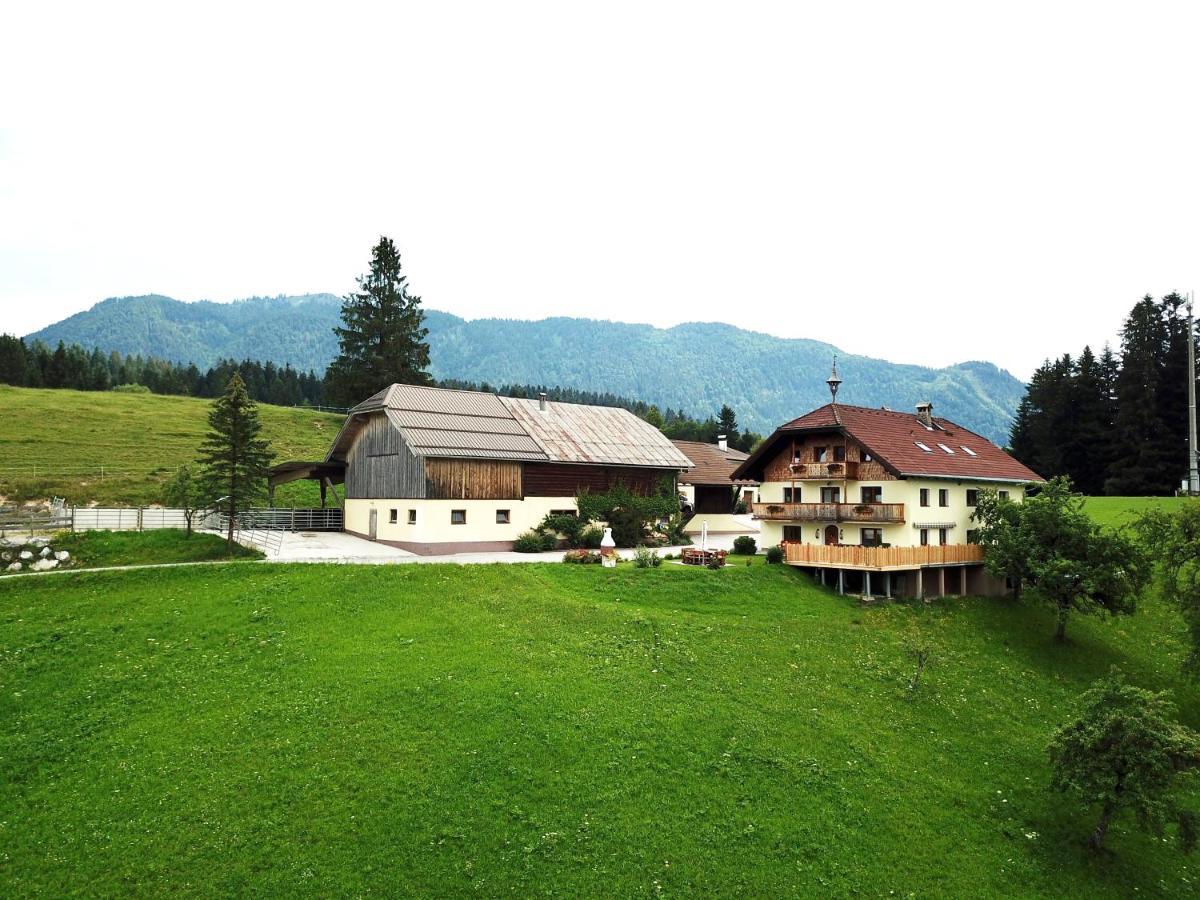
left=325, top=236, right=432, bottom=406
left=198, top=373, right=274, bottom=547
left=1107, top=296, right=1172, bottom=495
left=717, top=405, right=740, bottom=445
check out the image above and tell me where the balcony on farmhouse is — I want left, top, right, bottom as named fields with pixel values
left=749, top=501, right=905, bottom=524
left=787, top=461, right=859, bottom=480
left=782, top=542, right=984, bottom=570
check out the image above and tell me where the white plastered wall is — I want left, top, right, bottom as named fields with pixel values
left=756, top=479, right=1026, bottom=548
left=345, top=496, right=578, bottom=545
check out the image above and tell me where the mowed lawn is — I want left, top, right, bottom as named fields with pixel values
left=3, top=562, right=1198, bottom=896
left=0, top=384, right=343, bottom=507
left=1083, top=495, right=1189, bottom=528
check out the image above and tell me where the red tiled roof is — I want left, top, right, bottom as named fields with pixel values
left=734, top=403, right=1043, bottom=483
left=672, top=440, right=757, bottom=486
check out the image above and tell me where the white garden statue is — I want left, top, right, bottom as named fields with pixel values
left=600, top=527, right=617, bottom=568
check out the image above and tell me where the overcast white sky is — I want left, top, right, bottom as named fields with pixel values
left=2, top=1, right=1197, bottom=379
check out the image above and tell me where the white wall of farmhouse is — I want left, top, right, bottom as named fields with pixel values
left=756, top=478, right=1026, bottom=548
left=345, top=496, right=580, bottom=552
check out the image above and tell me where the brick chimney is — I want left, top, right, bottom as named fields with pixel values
left=717, top=434, right=728, bottom=452
left=915, top=402, right=933, bottom=428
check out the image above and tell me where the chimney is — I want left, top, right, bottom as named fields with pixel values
left=538, top=392, right=547, bottom=411
left=717, top=434, right=728, bottom=452
left=915, top=402, right=933, bottom=428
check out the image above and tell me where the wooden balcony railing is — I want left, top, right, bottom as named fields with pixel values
left=786, top=461, right=859, bottom=480
left=782, top=542, right=984, bottom=570
left=750, top=501, right=905, bottom=523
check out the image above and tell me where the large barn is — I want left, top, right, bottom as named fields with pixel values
left=279, top=384, right=694, bottom=554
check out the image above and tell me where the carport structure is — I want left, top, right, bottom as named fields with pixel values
left=266, top=460, right=346, bottom=508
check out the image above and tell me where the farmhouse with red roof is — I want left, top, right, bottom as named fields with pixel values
left=730, top=365, right=1043, bottom=598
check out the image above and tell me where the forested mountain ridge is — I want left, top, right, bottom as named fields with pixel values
left=26, top=293, right=1026, bottom=442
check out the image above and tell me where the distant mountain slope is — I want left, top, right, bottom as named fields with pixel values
left=26, top=294, right=1026, bottom=443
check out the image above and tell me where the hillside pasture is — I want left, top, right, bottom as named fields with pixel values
left=2, top=561, right=1197, bottom=897
left=0, top=385, right=343, bottom=507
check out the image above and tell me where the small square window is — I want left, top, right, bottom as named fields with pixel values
left=388, top=508, right=398, bottom=524
left=938, top=489, right=949, bottom=507
left=863, top=451, right=873, bottom=462
left=451, top=509, right=466, bottom=525
left=998, top=490, right=1010, bottom=501
left=783, top=487, right=799, bottom=502
left=496, top=509, right=511, bottom=524
left=407, top=509, right=417, bottom=525
left=861, top=486, right=882, bottom=504
left=861, top=528, right=883, bottom=547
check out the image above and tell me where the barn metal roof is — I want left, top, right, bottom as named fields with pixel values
left=502, top=397, right=694, bottom=469
left=327, top=384, right=694, bottom=469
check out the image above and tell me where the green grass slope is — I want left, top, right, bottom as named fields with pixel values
left=1083, top=496, right=1189, bottom=529
left=2, top=563, right=1196, bottom=896
left=0, top=385, right=343, bottom=507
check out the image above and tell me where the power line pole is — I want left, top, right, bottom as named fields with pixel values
left=1189, top=292, right=1198, bottom=495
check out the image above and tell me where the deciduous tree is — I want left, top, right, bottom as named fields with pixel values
left=1049, top=672, right=1200, bottom=852
left=973, top=477, right=1147, bottom=641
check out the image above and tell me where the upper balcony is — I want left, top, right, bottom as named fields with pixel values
left=749, top=501, right=905, bottom=524
left=785, top=461, right=859, bottom=480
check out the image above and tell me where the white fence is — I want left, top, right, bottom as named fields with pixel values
left=72, top=507, right=193, bottom=531
left=0, top=506, right=341, bottom=537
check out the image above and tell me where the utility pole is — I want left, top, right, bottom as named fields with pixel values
left=1189, top=293, right=1199, bottom=495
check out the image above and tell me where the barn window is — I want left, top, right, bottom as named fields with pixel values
left=407, top=509, right=417, bottom=525
left=496, top=509, right=511, bottom=524
left=388, top=509, right=398, bottom=524
left=451, top=510, right=466, bottom=525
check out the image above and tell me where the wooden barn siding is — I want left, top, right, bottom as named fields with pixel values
left=344, top=413, right=428, bottom=499
left=763, top=435, right=895, bottom=482
left=523, top=463, right=670, bottom=497
left=425, top=459, right=523, bottom=500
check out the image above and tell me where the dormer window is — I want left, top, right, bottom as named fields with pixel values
left=915, top=441, right=933, bottom=452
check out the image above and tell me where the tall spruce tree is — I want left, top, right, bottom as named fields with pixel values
left=1107, top=296, right=1172, bottom=495
left=717, top=405, right=740, bottom=445
left=198, top=373, right=274, bottom=547
left=325, top=236, right=432, bottom=406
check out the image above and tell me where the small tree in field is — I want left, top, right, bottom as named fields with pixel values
left=1135, top=503, right=1200, bottom=678
left=1049, top=672, right=1200, bottom=852
left=198, top=373, right=273, bottom=547
left=163, top=465, right=203, bottom=537
left=973, top=477, right=1147, bottom=642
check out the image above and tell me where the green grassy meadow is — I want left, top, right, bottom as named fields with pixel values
left=3, top=561, right=1197, bottom=897
left=46, top=529, right=262, bottom=570
left=1082, top=495, right=1188, bottom=528
left=0, top=385, right=343, bottom=507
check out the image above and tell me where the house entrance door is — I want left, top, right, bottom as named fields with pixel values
left=824, top=525, right=839, bottom=545
left=369, top=508, right=378, bottom=540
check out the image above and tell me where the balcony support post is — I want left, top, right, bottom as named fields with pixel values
left=938, top=568, right=946, bottom=598
left=865, top=570, right=872, bottom=597
left=885, top=572, right=892, bottom=599
left=916, top=568, right=924, bottom=600
left=837, top=569, right=844, bottom=596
